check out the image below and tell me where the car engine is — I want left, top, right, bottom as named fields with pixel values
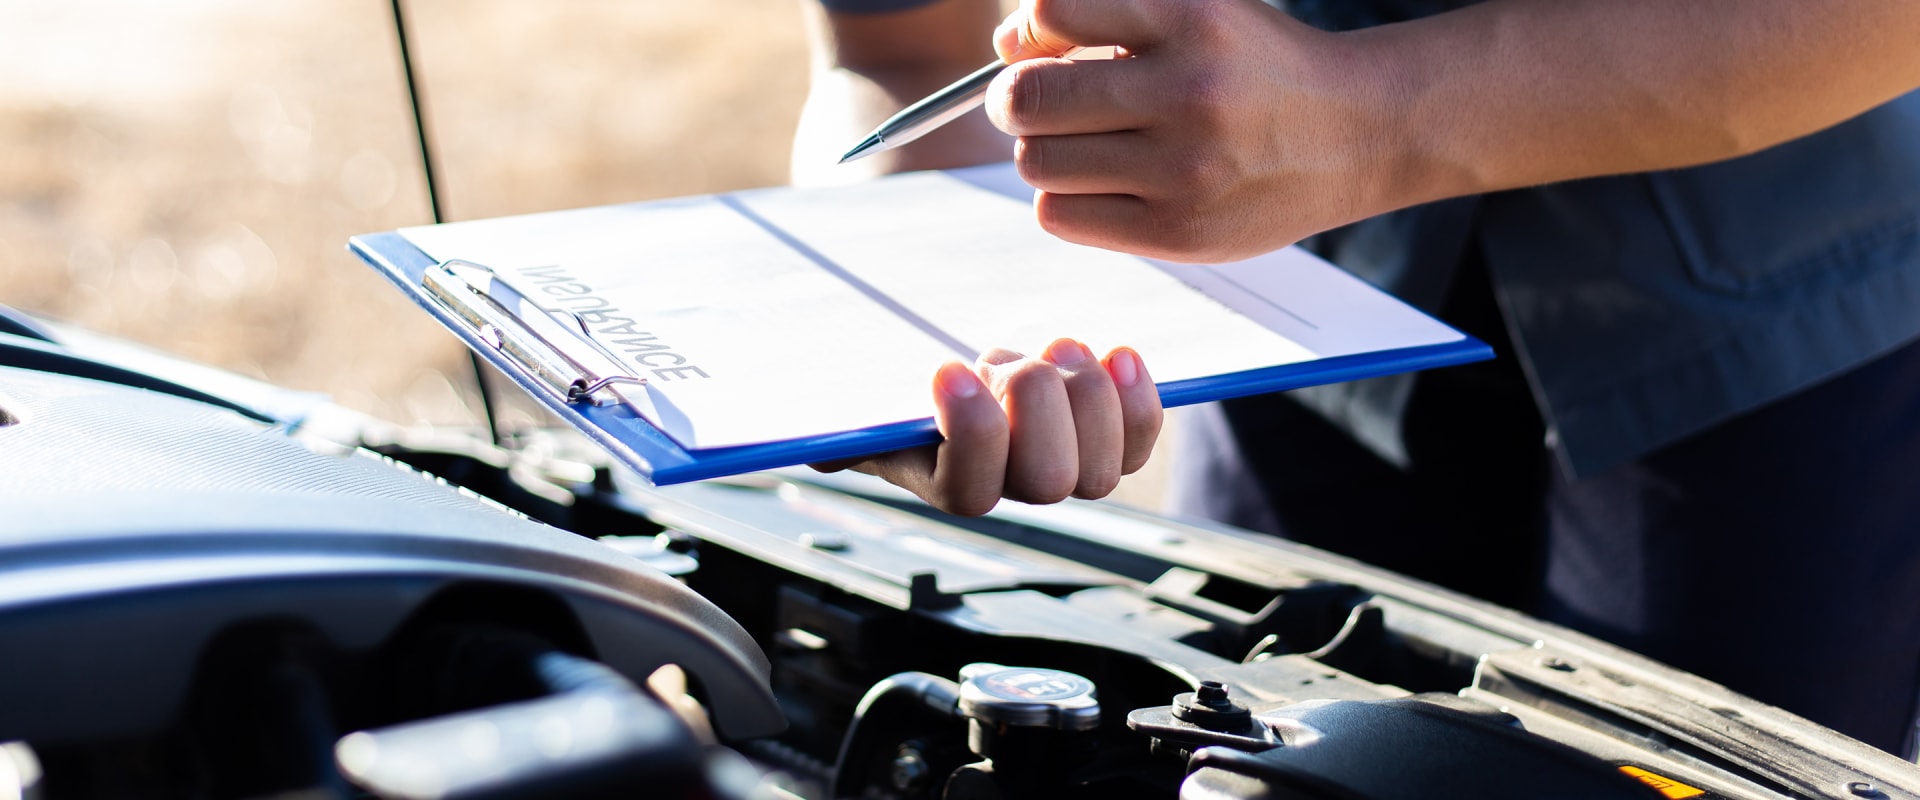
left=3, top=309, right=1916, bottom=799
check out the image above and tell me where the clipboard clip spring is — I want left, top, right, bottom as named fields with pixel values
left=567, top=375, right=649, bottom=403
left=423, top=260, right=647, bottom=407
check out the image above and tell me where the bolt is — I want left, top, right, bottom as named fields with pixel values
left=1173, top=681, right=1252, bottom=731
left=1196, top=681, right=1232, bottom=708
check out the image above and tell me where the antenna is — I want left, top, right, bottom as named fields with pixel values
left=388, top=0, right=503, bottom=445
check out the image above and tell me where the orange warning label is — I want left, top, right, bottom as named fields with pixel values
left=1619, top=766, right=1706, bottom=799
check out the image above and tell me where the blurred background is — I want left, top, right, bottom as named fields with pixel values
left=0, top=0, right=1172, bottom=503
left=0, top=0, right=810, bottom=425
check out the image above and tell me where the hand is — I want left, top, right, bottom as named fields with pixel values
left=983, top=0, right=1419, bottom=263
left=813, top=339, right=1162, bottom=516
left=985, top=0, right=1920, bottom=260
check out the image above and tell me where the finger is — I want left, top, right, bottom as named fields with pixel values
left=844, top=361, right=1007, bottom=516
left=1032, top=190, right=1162, bottom=254
left=1034, top=190, right=1234, bottom=262
left=987, top=56, right=1154, bottom=137
left=1013, top=131, right=1157, bottom=195
left=1043, top=338, right=1126, bottom=499
left=978, top=347, right=1026, bottom=368
left=996, top=0, right=1171, bottom=61
left=808, top=455, right=865, bottom=473
left=977, top=352, right=1079, bottom=505
left=839, top=443, right=938, bottom=496
left=924, top=360, right=1011, bottom=515
left=1102, top=347, right=1162, bottom=475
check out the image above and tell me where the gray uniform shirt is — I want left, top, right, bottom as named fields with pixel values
left=1278, top=0, right=1920, bottom=475
left=826, top=0, right=1920, bottom=476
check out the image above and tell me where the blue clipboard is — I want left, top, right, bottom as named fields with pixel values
left=351, top=218, right=1491, bottom=487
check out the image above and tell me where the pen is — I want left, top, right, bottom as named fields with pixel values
left=840, top=58, right=1008, bottom=164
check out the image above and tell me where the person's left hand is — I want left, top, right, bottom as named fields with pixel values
left=813, top=338, right=1162, bottom=516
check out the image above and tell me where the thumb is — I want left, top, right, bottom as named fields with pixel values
left=993, top=4, right=1075, bottom=62
left=994, top=0, right=1167, bottom=62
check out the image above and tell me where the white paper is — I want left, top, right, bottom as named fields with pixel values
left=735, top=173, right=1315, bottom=384
left=398, top=163, right=1461, bottom=451
left=404, top=197, right=960, bottom=449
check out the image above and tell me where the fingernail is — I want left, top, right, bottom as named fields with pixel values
left=1045, top=338, right=1089, bottom=366
left=1107, top=348, right=1140, bottom=387
left=938, top=361, right=981, bottom=399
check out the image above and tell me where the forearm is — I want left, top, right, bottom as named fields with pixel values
left=1368, top=0, right=1920, bottom=204
left=791, top=0, right=1011, bottom=184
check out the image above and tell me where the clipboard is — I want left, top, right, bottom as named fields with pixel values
left=349, top=164, right=1492, bottom=486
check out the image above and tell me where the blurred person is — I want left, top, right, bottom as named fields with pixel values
left=795, top=0, right=1920, bottom=753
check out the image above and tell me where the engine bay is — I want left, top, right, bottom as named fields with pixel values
left=2, top=322, right=1916, bottom=799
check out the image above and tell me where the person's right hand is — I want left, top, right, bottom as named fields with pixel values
left=983, top=0, right=1428, bottom=263
left=985, top=0, right=1920, bottom=263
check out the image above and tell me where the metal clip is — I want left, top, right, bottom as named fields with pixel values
left=421, top=260, right=645, bottom=406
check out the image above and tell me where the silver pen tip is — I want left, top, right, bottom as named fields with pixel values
left=838, top=133, right=885, bottom=164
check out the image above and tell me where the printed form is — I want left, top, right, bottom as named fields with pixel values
left=397, top=163, right=1461, bottom=451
